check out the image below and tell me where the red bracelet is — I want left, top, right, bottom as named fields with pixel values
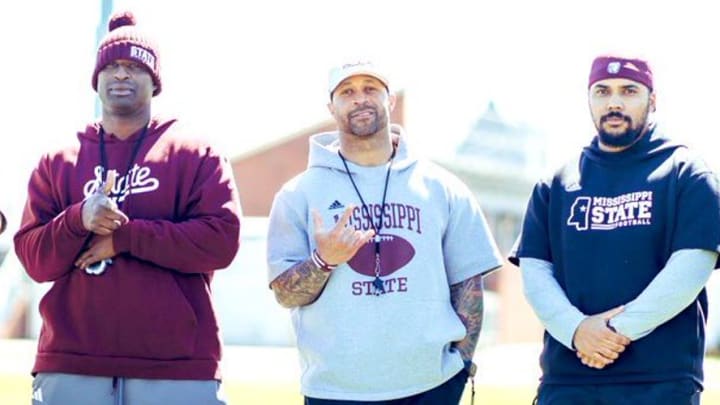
left=311, top=249, right=337, bottom=272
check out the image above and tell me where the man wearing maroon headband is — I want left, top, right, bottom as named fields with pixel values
left=14, top=11, right=240, bottom=405
left=511, top=55, right=720, bottom=404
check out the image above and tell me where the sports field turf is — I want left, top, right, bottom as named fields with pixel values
left=3, top=376, right=720, bottom=404
left=2, top=340, right=718, bottom=404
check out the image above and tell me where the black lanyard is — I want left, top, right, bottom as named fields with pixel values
left=98, top=123, right=149, bottom=209
left=83, top=123, right=148, bottom=276
left=338, top=148, right=395, bottom=295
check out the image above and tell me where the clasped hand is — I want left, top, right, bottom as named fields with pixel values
left=572, top=305, right=631, bottom=369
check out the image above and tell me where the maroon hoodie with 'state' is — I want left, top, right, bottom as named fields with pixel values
left=14, top=117, right=241, bottom=380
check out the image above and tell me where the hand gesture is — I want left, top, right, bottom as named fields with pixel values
left=82, top=172, right=128, bottom=235
left=573, top=305, right=631, bottom=369
left=312, top=206, right=375, bottom=266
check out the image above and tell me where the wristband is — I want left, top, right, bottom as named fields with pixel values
left=311, top=249, right=337, bottom=272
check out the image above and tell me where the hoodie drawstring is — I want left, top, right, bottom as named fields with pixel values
left=112, top=377, right=124, bottom=405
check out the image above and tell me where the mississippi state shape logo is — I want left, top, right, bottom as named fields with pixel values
left=567, top=191, right=653, bottom=231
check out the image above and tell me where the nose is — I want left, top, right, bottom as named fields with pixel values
left=606, top=93, right=624, bottom=111
left=351, top=92, right=370, bottom=105
left=113, top=65, right=130, bottom=80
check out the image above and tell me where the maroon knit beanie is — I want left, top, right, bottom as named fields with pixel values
left=91, top=11, right=162, bottom=96
left=588, top=55, right=653, bottom=91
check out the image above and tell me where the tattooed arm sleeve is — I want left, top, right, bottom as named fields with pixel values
left=450, top=273, right=485, bottom=361
left=270, top=259, right=332, bottom=308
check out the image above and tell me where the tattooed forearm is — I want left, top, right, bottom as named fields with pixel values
left=271, top=259, right=332, bottom=308
left=450, top=273, right=485, bottom=361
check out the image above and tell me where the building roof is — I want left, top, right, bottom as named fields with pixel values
left=454, top=101, right=546, bottom=178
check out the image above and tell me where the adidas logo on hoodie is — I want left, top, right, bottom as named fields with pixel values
left=328, top=200, right=344, bottom=210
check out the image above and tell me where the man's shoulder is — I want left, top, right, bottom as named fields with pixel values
left=279, top=167, right=329, bottom=194
left=528, top=153, right=583, bottom=190
left=57, top=120, right=99, bottom=152
left=667, top=143, right=707, bottom=163
left=43, top=141, right=83, bottom=163
left=655, top=141, right=716, bottom=180
left=410, top=159, right=466, bottom=185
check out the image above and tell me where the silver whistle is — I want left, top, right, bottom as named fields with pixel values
left=85, top=258, right=113, bottom=275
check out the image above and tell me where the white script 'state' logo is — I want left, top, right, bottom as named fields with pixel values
left=567, top=191, right=653, bottom=231
left=83, top=165, right=160, bottom=203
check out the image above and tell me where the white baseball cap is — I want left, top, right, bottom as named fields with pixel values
left=327, top=60, right=390, bottom=98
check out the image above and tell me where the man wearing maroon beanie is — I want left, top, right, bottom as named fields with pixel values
left=15, top=11, right=241, bottom=405
left=511, top=54, right=720, bottom=404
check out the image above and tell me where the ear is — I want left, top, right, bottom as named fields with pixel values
left=327, top=100, right=335, bottom=115
left=649, top=91, right=657, bottom=112
left=387, top=93, right=397, bottom=112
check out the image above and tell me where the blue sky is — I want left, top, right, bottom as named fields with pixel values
left=1, top=0, right=719, bottom=240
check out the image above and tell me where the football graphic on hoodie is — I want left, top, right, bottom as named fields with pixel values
left=347, top=234, right=415, bottom=276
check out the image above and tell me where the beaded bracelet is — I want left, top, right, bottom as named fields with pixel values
left=311, top=249, right=337, bottom=272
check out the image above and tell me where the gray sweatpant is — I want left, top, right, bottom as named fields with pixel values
left=32, top=373, right=228, bottom=405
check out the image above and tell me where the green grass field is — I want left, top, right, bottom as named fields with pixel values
left=3, top=374, right=720, bottom=404
left=0, top=376, right=530, bottom=404
left=2, top=341, right=718, bottom=404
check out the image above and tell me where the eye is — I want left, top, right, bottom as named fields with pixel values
left=340, top=88, right=354, bottom=96
left=623, top=87, right=638, bottom=95
left=364, top=86, right=378, bottom=94
left=103, top=62, right=119, bottom=71
left=595, top=88, right=608, bottom=96
left=128, top=62, right=144, bottom=71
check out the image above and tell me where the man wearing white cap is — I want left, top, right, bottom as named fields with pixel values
left=266, top=61, right=503, bottom=404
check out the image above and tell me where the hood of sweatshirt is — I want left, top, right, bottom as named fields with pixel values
left=582, top=124, right=684, bottom=166
left=307, top=124, right=418, bottom=177
left=77, top=116, right=176, bottom=144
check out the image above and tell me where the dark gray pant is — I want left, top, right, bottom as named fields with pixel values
left=534, top=379, right=701, bottom=405
left=32, top=373, right=228, bottom=405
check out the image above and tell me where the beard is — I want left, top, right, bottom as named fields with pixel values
left=345, top=104, right=388, bottom=137
left=597, top=110, right=647, bottom=148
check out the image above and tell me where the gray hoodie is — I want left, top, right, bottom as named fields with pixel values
left=267, top=125, right=502, bottom=401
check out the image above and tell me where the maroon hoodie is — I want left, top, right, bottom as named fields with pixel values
left=14, top=117, right=241, bottom=380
